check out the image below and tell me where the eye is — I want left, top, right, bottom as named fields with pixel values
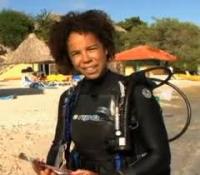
left=88, top=46, right=98, bottom=51
left=70, top=51, right=80, bottom=57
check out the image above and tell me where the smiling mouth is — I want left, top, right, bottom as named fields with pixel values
left=84, top=66, right=97, bottom=74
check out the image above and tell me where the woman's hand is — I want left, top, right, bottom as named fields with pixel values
left=32, top=159, right=55, bottom=175
left=33, top=164, right=56, bottom=175
left=70, top=169, right=98, bottom=175
left=32, top=159, right=71, bottom=175
left=38, top=168, right=56, bottom=175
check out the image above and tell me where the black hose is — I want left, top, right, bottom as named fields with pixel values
left=149, top=78, right=192, bottom=142
left=125, top=66, right=192, bottom=142
left=140, top=66, right=173, bottom=88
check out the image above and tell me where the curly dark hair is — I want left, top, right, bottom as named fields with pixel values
left=49, top=9, right=116, bottom=74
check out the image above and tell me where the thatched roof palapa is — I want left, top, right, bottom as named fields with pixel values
left=0, top=44, right=11, bottom=55
left=5, top=33, right=54, bottom=64
left=0, top=56, right=4, bottom=63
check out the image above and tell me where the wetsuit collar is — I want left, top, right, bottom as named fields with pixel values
left=84, top=69, right=110, bottom=84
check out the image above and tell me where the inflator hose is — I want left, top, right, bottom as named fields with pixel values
left=124, top=66, right=191, bottom=142
left=149, top=77, right=192, bottom=142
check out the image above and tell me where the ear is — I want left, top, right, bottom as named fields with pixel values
left=105, top=49, right=109, bottom=58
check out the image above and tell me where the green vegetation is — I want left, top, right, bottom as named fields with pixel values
left=0, top=9, right=200, bottom=72
left=0, top=9, right=34, bottom=48
left=116, top=17, right=200, bottom=72
left=34, top=9, right=55, bottom=42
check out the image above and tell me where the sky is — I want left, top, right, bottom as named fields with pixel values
left=0, top=0, right=200, bottom=25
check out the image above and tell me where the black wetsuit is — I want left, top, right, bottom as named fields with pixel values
left=47, top=70, right=171, bottom=175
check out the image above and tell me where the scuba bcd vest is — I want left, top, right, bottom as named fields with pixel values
left=64, top=66, right=191, bottom=147
left=56, top=66, right=191, bottom=169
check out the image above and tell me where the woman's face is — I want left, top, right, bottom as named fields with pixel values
left=67, top=32, right=108, bottom=79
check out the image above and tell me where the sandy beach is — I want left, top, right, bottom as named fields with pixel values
left=1, top=79, right=200, bottom=175
left=0, top=80, right=68, bottom=175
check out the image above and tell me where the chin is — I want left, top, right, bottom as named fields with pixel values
left=85, top=75, right=99, bottom=80
left=84, top=73, right=100, bottom=80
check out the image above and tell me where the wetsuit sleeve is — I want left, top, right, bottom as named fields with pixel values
left=46, top=92, right=66, bottom=165
left=122, top=85, right=171, bottom=175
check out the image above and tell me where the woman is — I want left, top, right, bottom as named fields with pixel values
left=35, top=10, right=171, bottom=175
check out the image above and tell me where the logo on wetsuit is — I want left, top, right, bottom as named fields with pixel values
left=73, top=114, right=103, bottom=122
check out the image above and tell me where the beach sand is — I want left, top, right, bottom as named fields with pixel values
left=0, top=79, right=200, bottom=175
left=0, top=80, right=68, bottom=175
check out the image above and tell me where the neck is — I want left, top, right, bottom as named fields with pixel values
left=85, top=69, right=110, bottom=83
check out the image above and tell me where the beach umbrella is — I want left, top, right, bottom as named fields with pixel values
left=115, top=45, right=177, bottom=62
left=5, top=33, right=54, bottom=64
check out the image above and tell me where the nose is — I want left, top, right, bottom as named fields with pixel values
left=82, top=51, right=92, bottom=63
